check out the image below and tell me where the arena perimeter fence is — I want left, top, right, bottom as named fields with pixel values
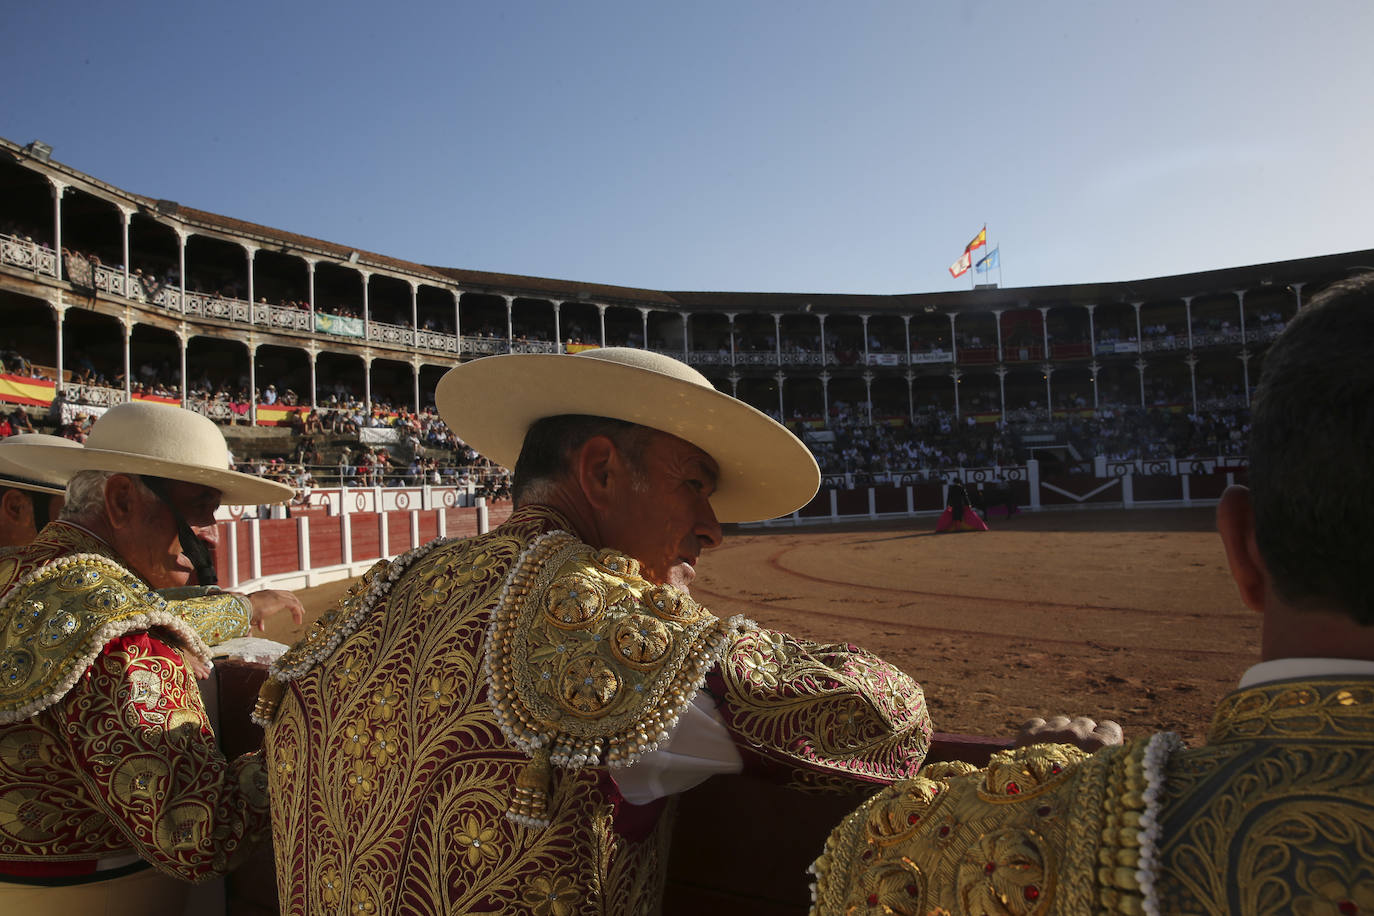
left=219, top=455, right=1245, bottom=593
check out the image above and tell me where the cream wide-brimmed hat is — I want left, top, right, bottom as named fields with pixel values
left=0, top=402, right=293, bottom=506
left=434, top=348, right=820, bottom=523
left=0, top=433, right=79, bottom=496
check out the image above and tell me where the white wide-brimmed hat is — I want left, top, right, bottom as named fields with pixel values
left=0, top=402, right=293, bottom=506
left=435, top=348, right=820, bottom=523
left=0, top=434, right=79, bottom=496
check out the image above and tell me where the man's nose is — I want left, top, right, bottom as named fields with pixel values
left=697, top=503, right=723, bottom=550
left=193, top=523, right=219, bottom=550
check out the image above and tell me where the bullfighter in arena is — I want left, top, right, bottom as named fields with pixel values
left=256, top=348, right=936, bottom=915
left=0, top=402, right=302, bottom=913
left=810, top=274, right=1374, bottom=915
left=934, top=481, right=988, bottom=533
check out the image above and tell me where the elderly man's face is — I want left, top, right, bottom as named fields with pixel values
left=117, top=478, right=223, bottom=589
left=600, top=431, right=723, bottom=591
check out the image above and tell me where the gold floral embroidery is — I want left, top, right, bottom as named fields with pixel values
left=453, top=814, right=501, bottom=867
left=347, top=758, right=377, bottom=802
left=522, top=873, right=582, bottom=916
left=546, top=574, right=606, bottom=628
left=372, top=723, right=401, bottom=767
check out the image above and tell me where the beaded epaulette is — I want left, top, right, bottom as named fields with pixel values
left=486, top=530, right=749, bottom=827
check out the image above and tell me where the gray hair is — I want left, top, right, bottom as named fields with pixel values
left=61, top=470, right=157, bottom=524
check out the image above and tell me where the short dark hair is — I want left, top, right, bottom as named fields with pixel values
left=511, top=415, right=653, bottom=506
left=1248, top=273, right=1374, bottom=624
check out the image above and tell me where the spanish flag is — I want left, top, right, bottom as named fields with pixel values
left=965, top=226, right=987, bottom=253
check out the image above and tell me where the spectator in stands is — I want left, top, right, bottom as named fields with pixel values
left=812, top=273, right=1374, bottom=916
left=0, top=402, right=303, bottom=911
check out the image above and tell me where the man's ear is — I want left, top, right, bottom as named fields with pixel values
left=573, top=436, right=620, bottom=512
left=103, top=474, right=140, bottom=532
left=1216, top=485, right=1268, bottom=613
left=0, top=488, right=33, bottom=527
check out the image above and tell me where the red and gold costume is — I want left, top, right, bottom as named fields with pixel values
left=811, top=675, right=1374, bottom=915
left=257, top=505, right=931, bottom=915
left=0, top=521, right=268, bottom=902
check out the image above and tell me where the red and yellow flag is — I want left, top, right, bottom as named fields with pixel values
left=965, top=226, right=987, bottom=253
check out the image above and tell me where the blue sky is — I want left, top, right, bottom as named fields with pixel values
left=5, top=1, right=1372, bottom=295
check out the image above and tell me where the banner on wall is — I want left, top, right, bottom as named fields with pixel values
left=256, top=405, right=311, bottom=427
left=566, top=343, right=601, bottom=353
left=313, top=313, right=365, bottom=338
left=0, top=374, right=55, bottom=406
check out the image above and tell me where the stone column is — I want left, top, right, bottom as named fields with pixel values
left=306, top=259, right=317, bottom=313
left=1089, top=361, right=1100, bottom=409
left=178, top=326, right=189, bottom=407
left=996, top=366, right=1008, bottom=423
left=948, top=313, right=959, bottom=364
left=412, top=359, right=421, bottom=414
left=682, top=313, right=690, bottom=360
left=118, top=206, right=133, bottom=291
left=307, top=345, right=318, bottom=409
left=364, top=354, right=373, bottom=408
left=904, top=370, right=914, bottom=423
left=1240, top=351, right=1252, bottom=406
left=361, top=270, right=371, bottom=330
left=1042, top=363, right=1053, bottom=420
left=453, top=290, right=463, bottom=342
left=819, top=371, right=830, bottom=426
left=728, top=371, right=740, bottom=399
left=53, top=303, right=65, bottom=387
left=1135, top=357, right=1147, bottom=407
left=176, top=230, right=188, bottom=313
left=597, top=303, right=607, bottom=347
left=1085, top=303, right=1096, bottom=356
left=992, top=309, right=1004, bottom=363
left=552, top=301, right=561, bottom=351
left=49, top=179, right=65, bottom=283
left=245, top=245, right=257, bottom=307
left=1181, top=296, right=1193, bottom=351
left=1234, top=289, right=1247, bottom=342
left=1132, top=301, right=1143, bottom=347
left=503, top=295, right=514, bottom=350
left=247, top=341, right=259, bottom=425
left=1290, top=281, right=1305, bottom=312
left=726, top=313, right=737, bottom=366
left=1185, top=354, right=1198, bottom=414
left=951, top=368, right=962, bottom=419
left=862, top=371, right=873, bottom=425
left=121, top=318, right=132, bottom=398
left=818, top=314, right=827, bottom=367
left=775, top=371, right=785, bottom=420
left=410, top=281, right=419, bottom=332
left=639, top=307, right=649, bottom=349
left=860, top=315, right=870, bottom=366
left=772, top=314, right=782, bottom=365
left=1038, top=306, right=1051, bottom=358
left=902, top=315, right=911, bottom=366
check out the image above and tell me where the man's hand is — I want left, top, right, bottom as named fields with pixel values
left=242, top=589, right=305, bottom=632
left=1015, top=715, right=1123, bottom=753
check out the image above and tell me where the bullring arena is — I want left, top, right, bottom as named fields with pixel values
left=0, top=134, right=1328, bottom=912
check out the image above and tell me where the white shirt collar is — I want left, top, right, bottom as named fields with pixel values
left=1238, top=657, right=1374, bottom=689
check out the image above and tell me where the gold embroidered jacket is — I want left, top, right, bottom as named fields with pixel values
left=0, top=521, right=268, bottom=882
left=810, top=677, right=1374, bottom=916
left=258, top=505, right=931, bottom=915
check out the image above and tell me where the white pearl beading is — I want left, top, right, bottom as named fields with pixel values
left=1135, top=731, right=1182, bottom=916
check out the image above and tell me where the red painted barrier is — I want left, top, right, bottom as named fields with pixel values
left=387, top=512, right=412, bottom=553
left=309, top=516, right=344, bottom=570
left=351, top=514, right=382, bottom=562
left=258, top=519, right=300, bottom=576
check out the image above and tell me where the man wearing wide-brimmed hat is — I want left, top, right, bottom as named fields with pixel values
left=0, top=401, right=303, bottom=913
left=257, top=349, right=934, bottom=915
left=0, top=433, right=78, bottom=548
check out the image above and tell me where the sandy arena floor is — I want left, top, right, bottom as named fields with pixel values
left=273, top=505, right=1254, bottom=748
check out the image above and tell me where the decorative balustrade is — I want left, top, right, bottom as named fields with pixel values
left=366, top=319, right=415, bottom=347
left=60, top=382, right=128, bottom=408
left=0, top=233, right=59, bottom=278
left=461, top=336, right=508, bottom=356
left=509, top=339, right=557, bottom=354
left=415, top=329, right=459, bottom=353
